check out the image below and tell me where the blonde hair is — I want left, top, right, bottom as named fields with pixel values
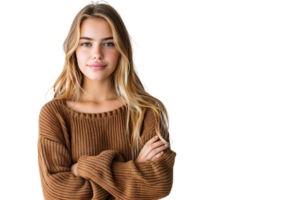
left=48, top=1, right=170, bottom=160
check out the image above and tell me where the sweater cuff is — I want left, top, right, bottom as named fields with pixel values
left=76, top=150, right=126, bottom=180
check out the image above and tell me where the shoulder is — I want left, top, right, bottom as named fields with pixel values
left=144, top=107, right=152, bottom=116
left=144, top=107, right=156, bottom=121
left=40, top=98, right=65, bottom=112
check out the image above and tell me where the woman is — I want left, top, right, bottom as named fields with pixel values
left=38, top=1, right=176, bottom=199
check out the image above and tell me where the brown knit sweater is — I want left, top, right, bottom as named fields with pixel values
left=37, top=98, right=176, bottom=200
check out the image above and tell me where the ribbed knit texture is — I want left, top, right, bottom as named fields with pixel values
left=37, top=98, right=176, bottom=200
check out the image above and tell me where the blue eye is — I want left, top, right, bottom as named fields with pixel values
left=81, top=43, right=91, bottom=47
left=80, top=42, right=114, bottom=47
left=104, top=42, right=114, bottom=47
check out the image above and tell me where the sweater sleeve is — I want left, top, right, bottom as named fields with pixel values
left=76, top=108, right=177, bottom=200
left=37, top=103, right=111, bottom=200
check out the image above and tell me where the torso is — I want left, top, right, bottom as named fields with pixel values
left=66, top=99, right=125, bottom=114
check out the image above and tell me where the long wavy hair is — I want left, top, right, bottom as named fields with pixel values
left=48, top=1, right=171, bottom=160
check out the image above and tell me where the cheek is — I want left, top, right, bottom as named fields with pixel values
left=76, top=51, right=90, bottom=72
left=76, top=50, right=88, bottom=63
left=106, top=50, right=119, bottom=65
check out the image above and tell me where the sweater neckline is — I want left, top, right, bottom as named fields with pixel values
left=62, top=98, right=127, bottom=119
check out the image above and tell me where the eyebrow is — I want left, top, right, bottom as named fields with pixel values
left=79, top=36, right=113, bottom=41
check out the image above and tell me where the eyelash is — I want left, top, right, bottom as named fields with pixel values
left=80, top=42, right=114, bottom=47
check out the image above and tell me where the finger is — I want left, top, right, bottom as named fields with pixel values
left=140, top=137, right=166, bottom=160
left=151, top=151, right=164, bottom=161
left=144, top=136, right=158, bottom=148
left=151, top=152, right=162, bottom=161
left=147, top=140, right=165, bottom=151
left=146, top=144, right=168, bottom=161
left=143, top=143, right=161, bottom=158
left=140, top=136, right=158, bottom=152
left=146, top=135, right=159, bottom=145
left=140, top=136, right=158, bottom=157
left=157, top=144, right=169, bottom=152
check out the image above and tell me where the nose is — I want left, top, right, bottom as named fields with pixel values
left=92, top=45, right=103, bottom=60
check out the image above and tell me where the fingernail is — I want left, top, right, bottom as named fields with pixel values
left=155, top=136, right=158, bottom=138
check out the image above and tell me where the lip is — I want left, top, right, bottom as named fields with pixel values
left=89, top=63, right=107, bottom=67
left=89, top=63, right=107, bottom=70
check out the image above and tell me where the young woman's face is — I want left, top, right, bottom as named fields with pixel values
left=75, top=17, right=119, bottom=82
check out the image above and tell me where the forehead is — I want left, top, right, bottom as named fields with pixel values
left=80, top=17, right=112, bottom=37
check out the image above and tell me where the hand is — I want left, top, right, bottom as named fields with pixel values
left=71, top=163, right=78, bottom=177
left=135, top=135, right=169, bottom=163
